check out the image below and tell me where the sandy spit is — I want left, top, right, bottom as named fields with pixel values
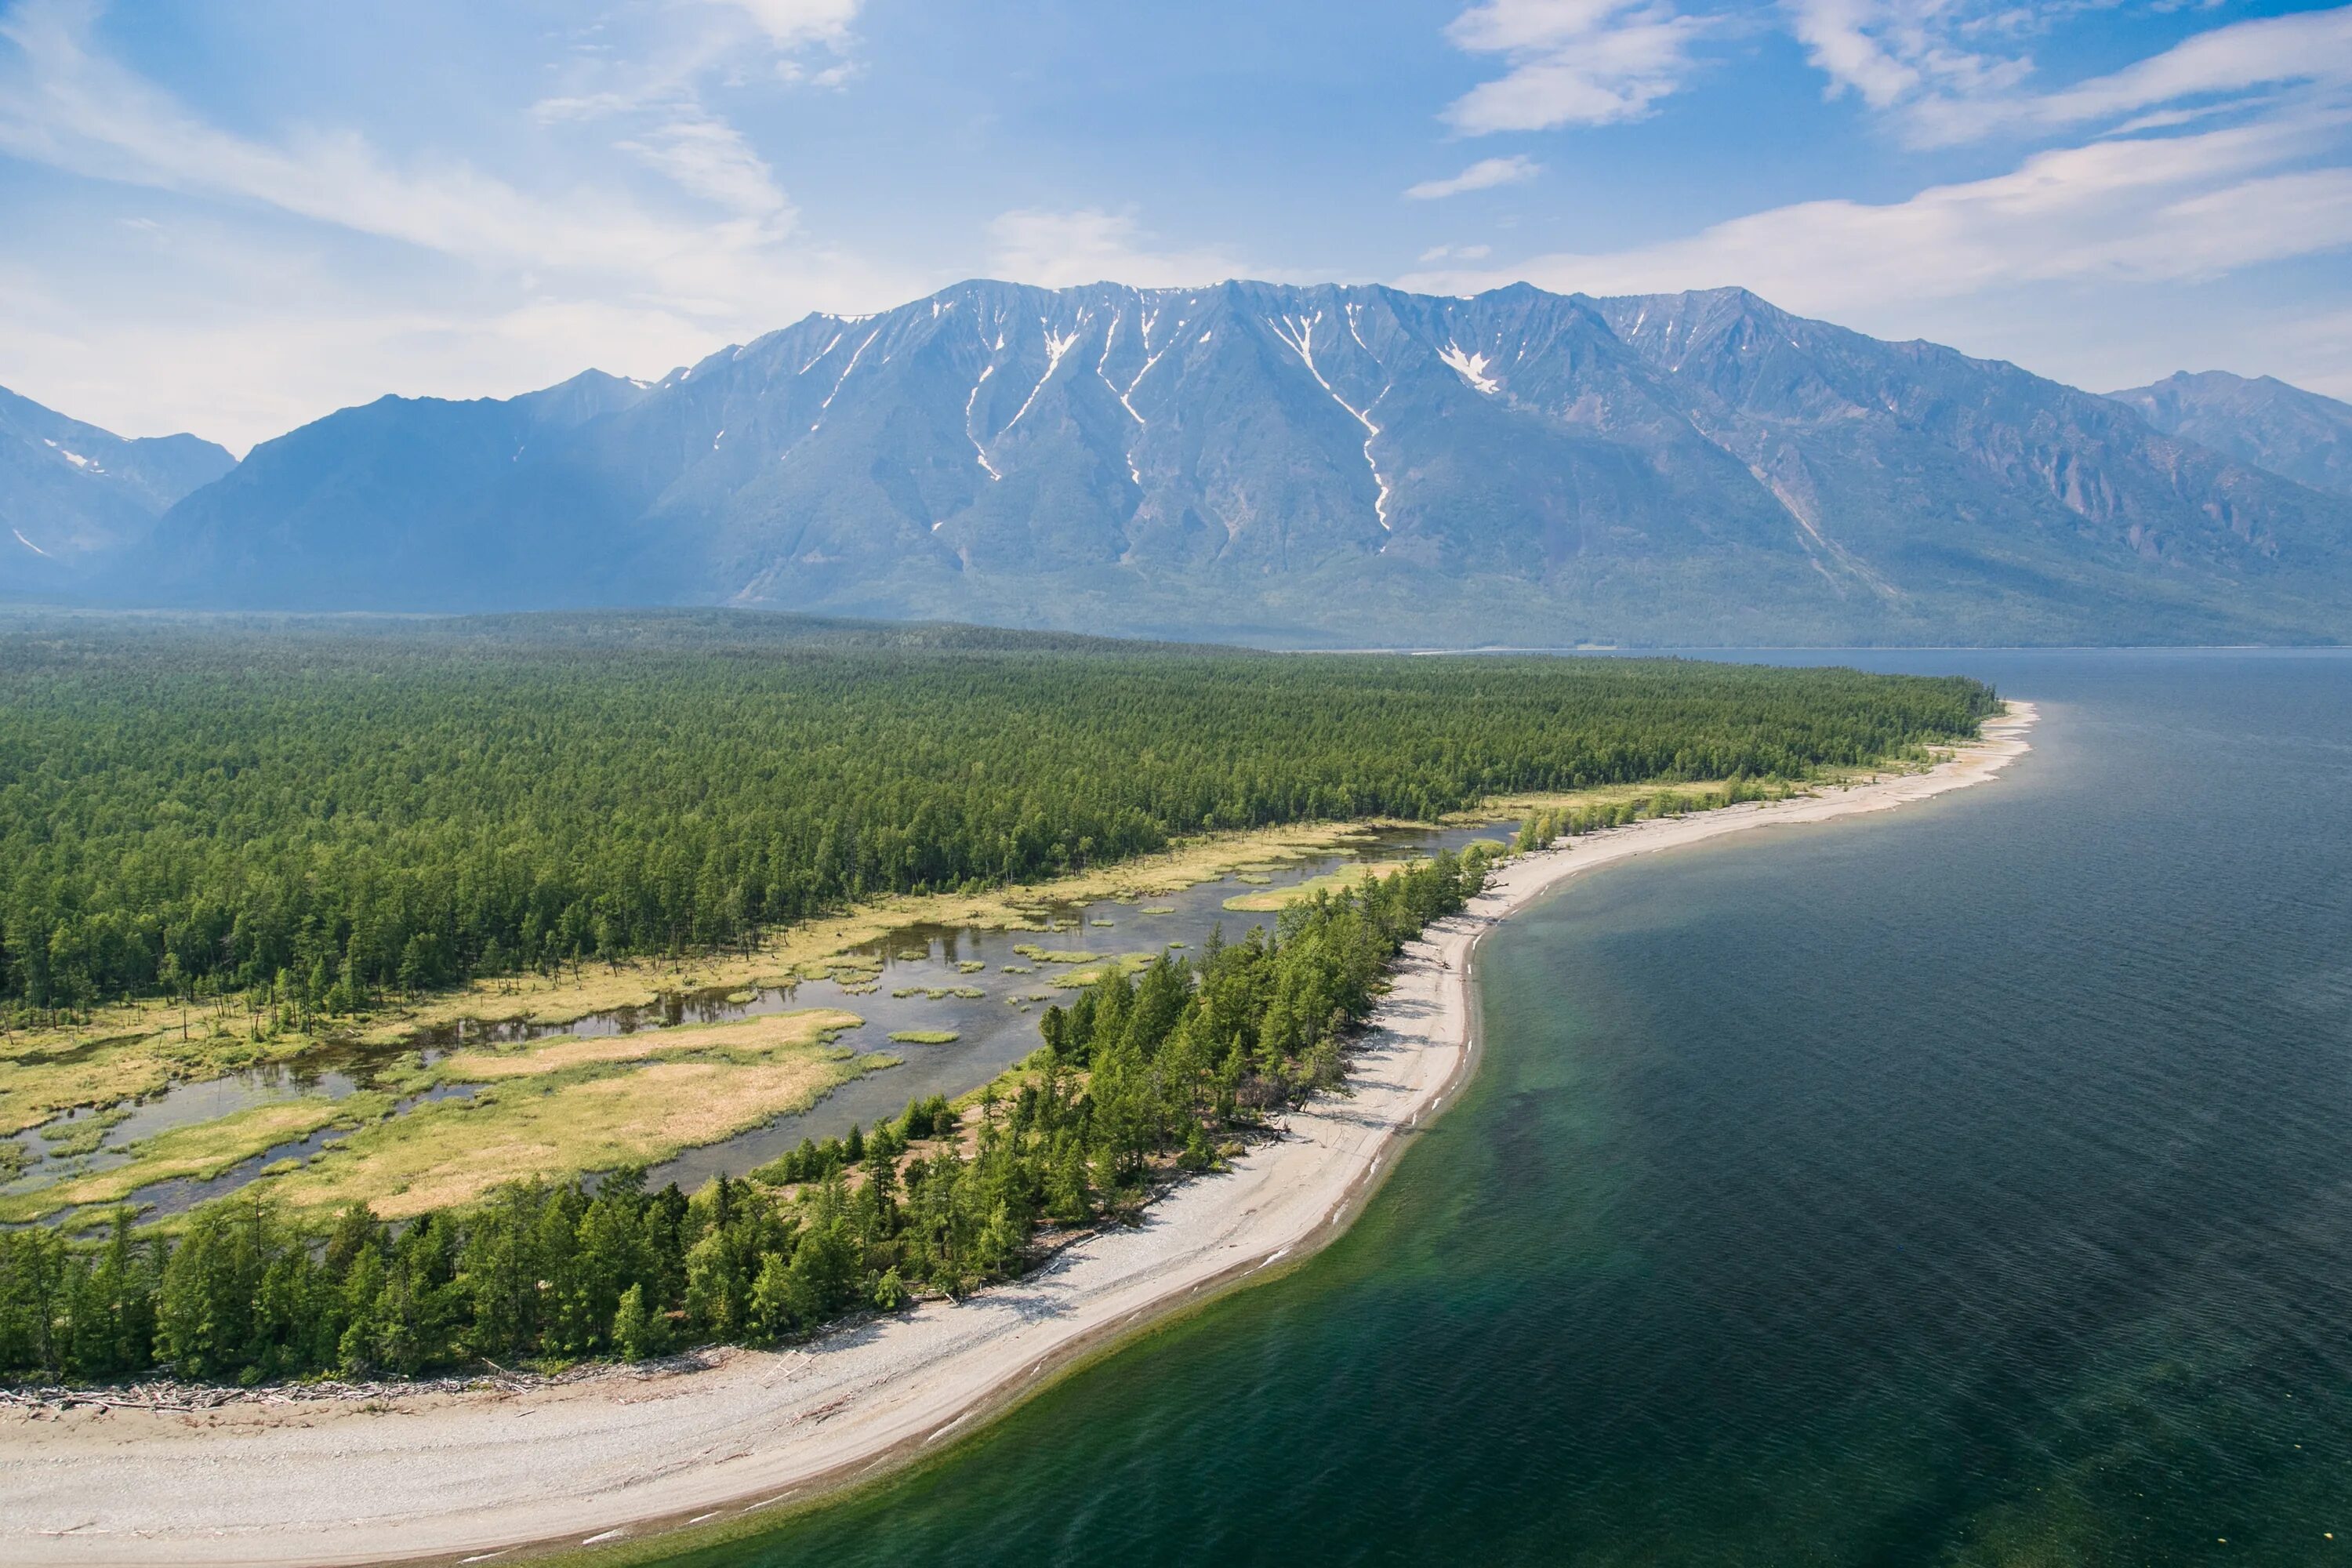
left=0, top=703, right=2036, bottom=1568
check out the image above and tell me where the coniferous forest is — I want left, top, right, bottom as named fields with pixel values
left=0, top=612, right=1998, bottom=1386
left=0, top=613, right=1994, bottom=1020
left=0, top=853, right=1483, bottom=1384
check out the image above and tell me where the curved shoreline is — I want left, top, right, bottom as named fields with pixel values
left=0, top=705, right=2036, bottom=1568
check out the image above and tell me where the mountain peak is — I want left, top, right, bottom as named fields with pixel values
left=2109, top=369, right=2352, bottom=497
left=0, top=384, right=234, bottom=590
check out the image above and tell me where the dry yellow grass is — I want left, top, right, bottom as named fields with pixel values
left=1221, top=859, right=1419, bottom=912
left=263, top=1039, right=893, bottom=1220
left=431, top=1007, right=862, bottom=1082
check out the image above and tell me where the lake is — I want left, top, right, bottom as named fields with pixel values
left=648, top=649, right=2352, bottom=1567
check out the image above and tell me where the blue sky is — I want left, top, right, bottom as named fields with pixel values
left=3, top=0, right=2350, bottom=450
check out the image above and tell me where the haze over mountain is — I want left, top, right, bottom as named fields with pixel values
left=154, top=371, right=652, bottom=610
left=15, top=281, right=2352, bottom=645
left=0, top=387, right=234, bottom=600
left=2107, top=371, right=2352, bottom=503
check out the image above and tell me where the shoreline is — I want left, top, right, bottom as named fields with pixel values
left=0, top=704, right=2037, bottom=1568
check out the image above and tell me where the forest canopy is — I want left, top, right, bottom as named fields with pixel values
left=0, top=612, right=1996, bottom=1017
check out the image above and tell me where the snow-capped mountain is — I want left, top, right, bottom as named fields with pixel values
left=88, top=281, right=2352, bottom=641
left=0, top=385, right=233, bottom=597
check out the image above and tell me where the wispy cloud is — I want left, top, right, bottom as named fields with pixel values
left=0, top=2, right=895, bottom=296
left=1442, top=0, right=1712, bottom=133
left=1406, top=154, right=1543, bottom=199
left=1955, top=5, right=2352, bottom=142
left=537, top=0, right=866, bottom=119
left=1781, top=0, right=2029, bottom=115
left=1398, top=113, right=2352, bottom=311
left=614, top=113, right=795, bottom=224
left=724, top=0, right=862, bottom=49
left=0, top=0, right=916, bottom=448
left=1783, top=0, right=2352, bottom=148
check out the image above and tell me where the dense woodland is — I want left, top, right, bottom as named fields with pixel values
left=0, top=614, right=1994, bottom=1022
left=0, top=854, right=1487, bottom=1385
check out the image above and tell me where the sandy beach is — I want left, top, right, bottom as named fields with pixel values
left=0, top=702, right=2036, bottom=1568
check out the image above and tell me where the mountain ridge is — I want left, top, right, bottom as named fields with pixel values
left=0, top=386, right=234, bottom=599
left=2107, top=369, right=2352, bottom=500
left=16, top=280, right=2352, bottom=644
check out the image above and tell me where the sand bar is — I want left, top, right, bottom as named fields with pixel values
left=0, top=703, right=2035, bottom=1568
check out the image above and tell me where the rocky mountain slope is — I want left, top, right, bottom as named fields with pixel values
left=0, top=386, right=233, bottom=598
left=2108, top=370, right=2352, bottom=500
left=31, top=281, right=2352, bottom=644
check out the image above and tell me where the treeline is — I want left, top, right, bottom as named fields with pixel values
left=0, top=853, right=1488, bottom=1386
left=0, top=617, right=1994, bottom=1019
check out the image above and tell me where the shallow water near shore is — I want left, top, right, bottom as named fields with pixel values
left=647, top=650, right=2352, bottom=1567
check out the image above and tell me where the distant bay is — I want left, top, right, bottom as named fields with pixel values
left=651, top=650, right=2352, bottom=1568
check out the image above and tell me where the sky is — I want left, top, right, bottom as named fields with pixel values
left=2, top=0, right=2350, bottom=452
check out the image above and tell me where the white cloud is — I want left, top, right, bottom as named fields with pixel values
left=1396, top=115, right=2352, bottom=314
left=1442, top=0, right=1710, bottom=133
left=1970, top=6, right=2352, bottom=140
left=1419, top=242, right=1495, bottom=262
left=539, top=1, right=863, bottom=119
left=1783, top=1, right=2352, bottom=148
left=1782, top=0, right=2029, bottom=114
left=1406, top=154, right=1544, bottom=199
left=0, top=5, right=702, bottom=281
left=1405, top=2, right=2352, bottom=397
left=776, top=58, right=859, bottom=89
left=0, top=2, right=895, bottom=301
left=615, top=114, right=794, bottom=223
left=0, top=0, right=922, bottom=448
left=725, top=0, right=862, bottom=49
left=986, top=209, right=1258, bottom=289
left=0, top=268, right=710, bottom=455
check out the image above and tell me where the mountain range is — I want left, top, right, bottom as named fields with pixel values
left=2107, top=370, right=2352, bottom=503
left=9, top=281, right=2352, bottom=645
left=0, top=386, right=233, bottom=599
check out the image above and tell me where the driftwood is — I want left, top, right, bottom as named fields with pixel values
left=0, top=1347, right=731, bottom=1414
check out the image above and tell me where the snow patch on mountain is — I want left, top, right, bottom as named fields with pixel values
left=1267, top=311, right=1393, bottom=531
left=1439, top=343, right=1499, bottom=394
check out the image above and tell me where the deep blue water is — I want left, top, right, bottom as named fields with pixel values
left=651, top=650, right=2352, bottom=1567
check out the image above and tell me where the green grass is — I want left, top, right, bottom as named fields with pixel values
left=1011, top=946, right=1102, bottom=964
left=1050, top=953, right=1163, bottom=989
left=887, top=1030, right=960, bottom=1045
left=34, top=1102, right=134, bottom=1158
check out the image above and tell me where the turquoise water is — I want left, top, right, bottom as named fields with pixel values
left=657, top=651, right=2352, bottom=1566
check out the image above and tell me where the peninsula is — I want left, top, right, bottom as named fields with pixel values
left=0, top=700, right=2035, bottom=1567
